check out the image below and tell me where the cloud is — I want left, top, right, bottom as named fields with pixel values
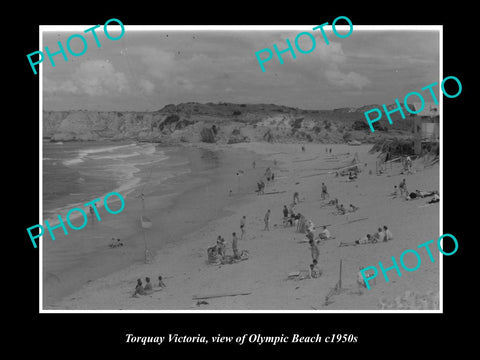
left=139, top=79, right=155, bottom=95
left=44, top=60, right=129, bottom=96
left=324, top=65, right=371, bottom=89
left=43, top=76, right=79, bottom=94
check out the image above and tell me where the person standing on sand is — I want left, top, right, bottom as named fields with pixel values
left=282, top=205, right=289, bottom=225
left=309, top=239, right=319, bottom=263
left=293, top=191, right=300, bottom=205
left=252, top=160, right=256, bottom=169
left=399, top=179, right=407, bottom=197
left=321, top=183, right=329, bottom=200
left=240, top=216, right=246, bottom=239
left=232, top=232, right=240, bottom=259
left=264, top=209, right=271, bottom=231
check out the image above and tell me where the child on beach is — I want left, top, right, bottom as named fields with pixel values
left=132, top=279, right=146, bottom=297
left=144, top=277, right=153, bottom=294
left=158, top=276, right=166, bottom=289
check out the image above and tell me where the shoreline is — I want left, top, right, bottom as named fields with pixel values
left=46, top=142, right=440, bottom=311
left=43, top=142, right=269, bottom=308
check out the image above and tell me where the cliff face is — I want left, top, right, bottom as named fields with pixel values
left=43, top=102, right=414, bottom=144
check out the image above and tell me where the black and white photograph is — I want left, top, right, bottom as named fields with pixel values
left=39, top=25, right=442, bottom=312
left=15, top=8, right=472, bottom=353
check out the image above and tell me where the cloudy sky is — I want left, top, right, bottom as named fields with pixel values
left=42, top=26, right=440, bottom=111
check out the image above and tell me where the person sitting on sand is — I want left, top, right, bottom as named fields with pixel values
left=287, top=212, right=298, bottom=227
left=339, top=234, right=373, bottom=247
left=357, top=234, right=373, bottom=245
left=309, top=259, right=322, bottom=279
left=337, top=204, right=346, bottom=215
left=109, top=238, right=123, bottom=248
left=383, top=226, right=393, bottom=241
left=132, top=279, right=146, bottom=297
left=109, top=237, right=117, bottom=248
left=256, top=182, right=265, bottom=195
left=349, top=171, right=357, bottom=180
left=427, top=193, right=440, bottom=204
left=144, top=277, right=153, bottom=294
left=406, top=190, right=424, bottom=200
left=318, top=226, right=331, bottom=240
left=348, top=204, right=359, bottom=212
left=373, top=228, right=384, bottom=243
left=330, top=198, right=338, bottom=205
left=158, top=276, right=166, bottom=289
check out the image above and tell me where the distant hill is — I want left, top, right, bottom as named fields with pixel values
left=43, top=101, right=416, bottom=144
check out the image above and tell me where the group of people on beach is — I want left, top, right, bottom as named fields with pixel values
left=339, top=225, right=393, bottom=247
left=208, top=229, right=249, bottom=265
left=132, top=276, right=166, bottom=297
left=326, top=198, right=358, bottom=215
left=109, top=237, right=123, bottom=248
left=391, top=178, right=439, bottom=204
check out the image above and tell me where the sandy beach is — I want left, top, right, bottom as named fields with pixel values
left=45, top=141, right=440, bottom=311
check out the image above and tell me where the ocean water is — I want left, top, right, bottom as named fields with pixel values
left=42, top=140, right=190, bottom=222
